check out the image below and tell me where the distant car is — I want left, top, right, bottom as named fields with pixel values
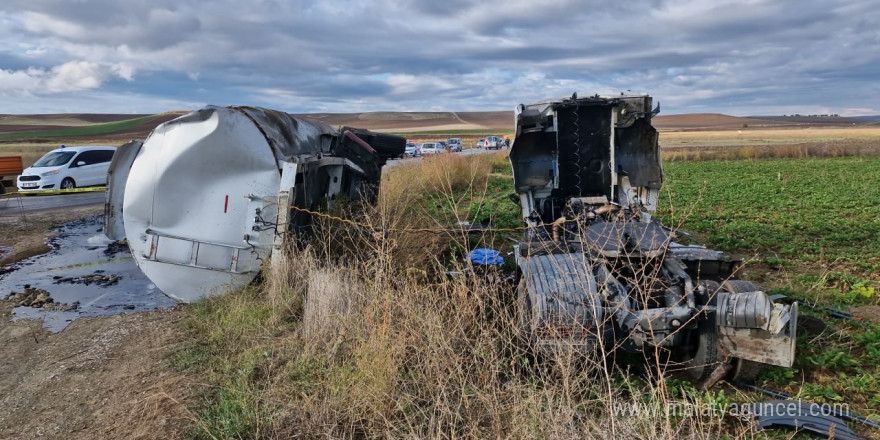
left=478, top=136, right=504, bottom=150
left=17, top=145, right=116, bottom=191
left=404, top=142, right=421, bottom=157
left=420, top=142, right=445, bottom=154
left=446, top=138, right=463, bottom=152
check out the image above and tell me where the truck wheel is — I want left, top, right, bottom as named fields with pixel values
left=368, top=133, right=407, bottom=158
left=684, top=314, right=720, bottom=381
left=61, top=178, right=76, bottom=190
left=728, top=358, right=763, bottom=383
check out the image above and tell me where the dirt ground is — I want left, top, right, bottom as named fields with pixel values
left=0, top=207, right=192, bottom=440
left=0, top=303, right=191, bottom=440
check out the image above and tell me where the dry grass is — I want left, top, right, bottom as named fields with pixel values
left=376, top=152, right=509, bottom=271
left=660, top=126, right=880, bottom=145
left=177, top=154, right=766, bottom=440
left=659, top=126, right=880, bottom=161
left=662, top=141, right=880, bottom=161
left=185, top=248, right=749, bottom=439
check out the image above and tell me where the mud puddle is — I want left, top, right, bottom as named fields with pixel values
left=0, top=215, right=176, bottom=332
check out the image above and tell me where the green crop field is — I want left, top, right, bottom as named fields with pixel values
left=658, top=156, right=880, bottom=274
left=656, top=158, right=880, bottom=423
left=0, top=115, right=161, bottom=141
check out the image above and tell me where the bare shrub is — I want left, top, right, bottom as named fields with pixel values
left=301, top=267, right=357, bottom=347
left=262, top=248, right=311, bottom=327
left=376, top=152, right=499, bottom=272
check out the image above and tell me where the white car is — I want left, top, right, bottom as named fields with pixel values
left=420, top=142, right=445, bottom=154
left=404, top=142, right=421, bottom=157
left=17, top=145, right=116, bottom=191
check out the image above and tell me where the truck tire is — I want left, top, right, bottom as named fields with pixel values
left=684, top=313, right=720, bottom=381
left=728, top=358, right=763, bottom=383
left=367, top=133, right=406, bottom=159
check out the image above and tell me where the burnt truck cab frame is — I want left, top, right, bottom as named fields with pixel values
left=509, top=94, right=797, bottom=383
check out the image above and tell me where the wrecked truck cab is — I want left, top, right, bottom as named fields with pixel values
left=510, top=94, right=797, bottom=384
left=105, top=106, right=404, bottom=303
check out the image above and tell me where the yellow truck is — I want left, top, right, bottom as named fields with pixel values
left=0, top=156, right=23, bottom=194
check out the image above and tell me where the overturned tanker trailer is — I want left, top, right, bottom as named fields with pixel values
left=104, top=106, right=405, bottom=303
left=510, top=94, right=797, bottom=383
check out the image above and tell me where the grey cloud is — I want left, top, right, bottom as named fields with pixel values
left=0, top=0, right=878, bottom=114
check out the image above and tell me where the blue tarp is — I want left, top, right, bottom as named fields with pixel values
left=469, top=248, right=504, bottom=266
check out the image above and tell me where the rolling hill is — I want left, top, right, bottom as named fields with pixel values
left=1, top=110, right=875, bottom=143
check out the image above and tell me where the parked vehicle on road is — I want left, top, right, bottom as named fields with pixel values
left=404, top=142, right=421, bottom=157
left=479, top=136, right=504, bottom=149
left=420, top=142, right=445, bottom=154
left=18, top=145, right=116, bottom=191
left=446, top=138, right=463, bottom=152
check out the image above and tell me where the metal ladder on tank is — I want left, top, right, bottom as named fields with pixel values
left=142, top=228, right=252, bottom=273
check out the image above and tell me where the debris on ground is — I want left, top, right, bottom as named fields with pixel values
left=53, top=270, right=120, bottom=287
left=4, top=286, right=79, bottom=311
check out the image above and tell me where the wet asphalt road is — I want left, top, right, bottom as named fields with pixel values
left=0, top=191, right=105, bottom=216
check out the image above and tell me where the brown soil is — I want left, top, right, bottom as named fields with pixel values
left=0, top=114, right=152, bottom=125
left=0, top=125, right=71, bottom=133
left=0, top=303, right=191, bottom=440
left=0, top=207, right=192, bottom=440
left=652, top=113, right=793, bottom=130
left=299, top=111, right=513, bottom=132
left=850, top=305, right=880, bottom=325
left=1, top=111, right=873, bottom=145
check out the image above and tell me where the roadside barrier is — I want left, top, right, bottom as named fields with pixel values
left=0, top=186, right=106, bottom=198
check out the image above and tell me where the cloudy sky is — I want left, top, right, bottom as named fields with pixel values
left=1, top=0, right=878, bottom=116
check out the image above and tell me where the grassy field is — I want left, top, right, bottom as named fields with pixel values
left=660, top=127, right=880, bottom=147
left=171, top=149, right=879, bottom=439
left=3, top=112, right=877, bottom=437
left=659, top=157, right=880, bottom=432
left=659, top=157, right=880, bottom=274
left=0, top=115, right=162, bottom=141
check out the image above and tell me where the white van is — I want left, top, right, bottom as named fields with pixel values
left=17, top=145, right=116, bottom=191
